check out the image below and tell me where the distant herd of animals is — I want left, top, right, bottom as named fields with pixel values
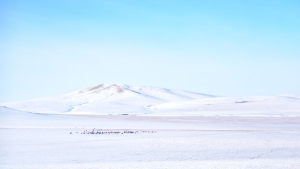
left=70, top=129, right=156, bottom=135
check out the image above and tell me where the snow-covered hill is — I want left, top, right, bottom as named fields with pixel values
left=1, top=84, right=299, bottom=116
left=149, top=95, right=300, bottom=117
left=0, top=84, right=214, bottom=115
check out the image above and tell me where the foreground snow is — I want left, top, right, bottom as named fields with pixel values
left=1, top=129, right=300, bottom=169
left=1, top=107, right=300, bottom=169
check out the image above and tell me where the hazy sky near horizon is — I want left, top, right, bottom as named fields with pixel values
left=1, top=0, right=300, bottom=102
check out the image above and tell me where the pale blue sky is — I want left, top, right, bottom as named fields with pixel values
left=1, top=0, right=300, bottom=102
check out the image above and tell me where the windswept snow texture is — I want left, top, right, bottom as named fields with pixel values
left=1, top=84, right=300, bottom=117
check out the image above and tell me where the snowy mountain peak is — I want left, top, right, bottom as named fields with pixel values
left=103, top=84, right=127, bottom=93
left=78, top=84, right=126, bottom=94
left=78, top=84, right=108, bottom=93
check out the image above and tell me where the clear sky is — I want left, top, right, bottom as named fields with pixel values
left=1, top=0, right=300, bottom=102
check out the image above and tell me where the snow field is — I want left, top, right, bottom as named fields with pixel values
left=1, top=107, right=300, bottom=169
left=1, top=129, right=300, bottom=169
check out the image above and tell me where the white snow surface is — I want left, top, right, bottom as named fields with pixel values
left=1, top=84, right=299, bottom=117
left=1, top=85, right=300, bottom=168
left=1, top=106, right=300, bottom=169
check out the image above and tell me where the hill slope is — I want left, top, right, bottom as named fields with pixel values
left=148, top=95, right=300, bottom=117
left=1, top=84, right=214, bottom=115
left=1, top=84, right=299, bottom=116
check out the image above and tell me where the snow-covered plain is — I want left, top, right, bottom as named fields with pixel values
left=1, top=84, right=300, bottom=169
